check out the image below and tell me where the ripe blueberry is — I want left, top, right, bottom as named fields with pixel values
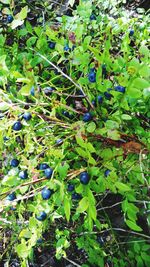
left=37, top=238, right=43, bottom=244
left=41, top=188, right=52, bottom=200
left=83, top=112, right=92, bottom=122
left=97, top=95, right=103, bottom=104
left=7, top=15, right=13, bottom=23
left=7, top=192, right=16, bottom=201
left=129, top=29, right=134, bottom=36
left=90, top=14, right=96, bottom=20
left=62, top=110, right=70, bottom=118
left=64, top=45, right=70, bottom=52
left=30, top=86, right=35, bottom=96
left=72, top=193, right=81, bottom=200
left=115, top=85, right=126, bottom=93
left=23, top=112, right=32, bottom=121
left=67, top=184, right=75, bottom=192
left=36, top=211, right=47, bottom=221
left=44, top=167, right=53, bottom=179
left=80, top=172, right=90, bottom=185
left=19, top=170, right=28, bottom=179
left=10, top=159, right=19, bottom=167
left=48, top=41, right=56, bottom=49
left=88, top=70, right=96, bottom=83
left=104, top=169, right=111, bottom=177
left=12, top=121, right=22, bottom=131
left=92, top=100, right=96, bottom=107
left=97, top=236, right=105, bottom=246
left=104, top=92, right=113, bottom=100
left=39, top=163, right=49, bottom=170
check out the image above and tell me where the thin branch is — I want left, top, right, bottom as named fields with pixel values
left=97, top=201, right=122, bottom=211
left=64, top=257, right=81, bottom=267
left=29, top=48, right=94, bottom=109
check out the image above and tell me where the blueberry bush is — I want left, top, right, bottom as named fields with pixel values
left=0, top=0, right=150, bottom=266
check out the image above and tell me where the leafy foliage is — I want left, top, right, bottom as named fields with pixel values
left=0, top=0, right=150, bottom=266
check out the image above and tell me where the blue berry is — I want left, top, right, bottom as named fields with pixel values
left=39, top=163, right=49, bottom=170
left=115, top=85, right=126, bottom=93
left=104, top=92, right=113, bottom=100
left=30, top=86, right=35, bottom=96
left=41, top=188, right=52, bottom=200
left=7, top=15, right=13, bottom=23
left=37, top=238, right=43, bottom=244
left=44, top=87, right=55, bottom=95
left=44, top=168, right=53, bottom=179
left=67, top=184, right=75, bottom=192
left=56, top=139, right=63, bottom=145
left=64, top=45, right=70, bottom=52
left=92, top=100, right=96, bottom=107
left=129, top=29, right=134, bottom=36
left=88, top=70, right=96, bottom=83
left=97, top=236, right=105, bottom=246
left=97, top=95, right=103, bottom=104
left=23, top=112, right=32, bottom=121
left=72, top=45, right=76, bottom=51
left=7, top=192, right=16, bottom=201
left=12, top=121, right=22, bottom=131
left=10, top=159, right=19, bottom=167
left=62, top=110, right=70, bottom=118
left=48, top=41, right=56, bottom=49
left=3, top=136, right=9, bottom=142
left=19, top=170, right=28, bottom=179
left=72, top=193, right=81, bottom=200
left=90, top=14, right=96, bottom=20
left=104, top=169, right=111, bottom=177
left=83, top=112, right=92, bottom=122
left=102, top=64, right=107, bottom=78
left=10, top=206, right=16, bottom=210
left=36, top=211, right=47, bottom=221
left=80, top=172, right=90, bottom=185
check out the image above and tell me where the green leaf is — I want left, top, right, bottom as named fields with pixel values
left=139, top=45, right=149, bottom=57
left=19, top=229, right=32, bottom=239
left=139, top=65, right=150, bottom=78
left=115, top=182, right=131, bottom=192
left=125, top=220, right=142, bottom=232
left=75, top=135, right=85, bottom=148
left=11, top=19, right=24, bottom=29
left=16, top=243, right=30, bottom=259
left=105, top=120, right=119, bottom=129
left=0, top=55, right=8, bottom=71
left=64, top=196, right=70, bottom=222
left=86, top=122, right=96, bottom=133
left=128, top=87, right=142, bottom=98
left=57, top=163, right=69, bottom=180
left=132, top=78, right=149, bottom=89
left=75, top=147, right=87, bottom=158
left=77, top=197, right=89, bottom=213
left=88, top=204, right=97, bottom=221
left=15, top=6, right=28, bottom=20
left=121, top=114, right=132, bottom=120
left=101, top=148, right=113, bottom=160
left=0, top=102, right=10, bottom=111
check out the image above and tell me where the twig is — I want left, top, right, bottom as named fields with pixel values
left=79, top=228, right=150, bottom=239
left=64, top=257, right=81, bottom=267
left=139, top=149, right=149, bottom=188
left=97, top=201, right=122, bottom=211
left=29, top=48, right=94, bottom=109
